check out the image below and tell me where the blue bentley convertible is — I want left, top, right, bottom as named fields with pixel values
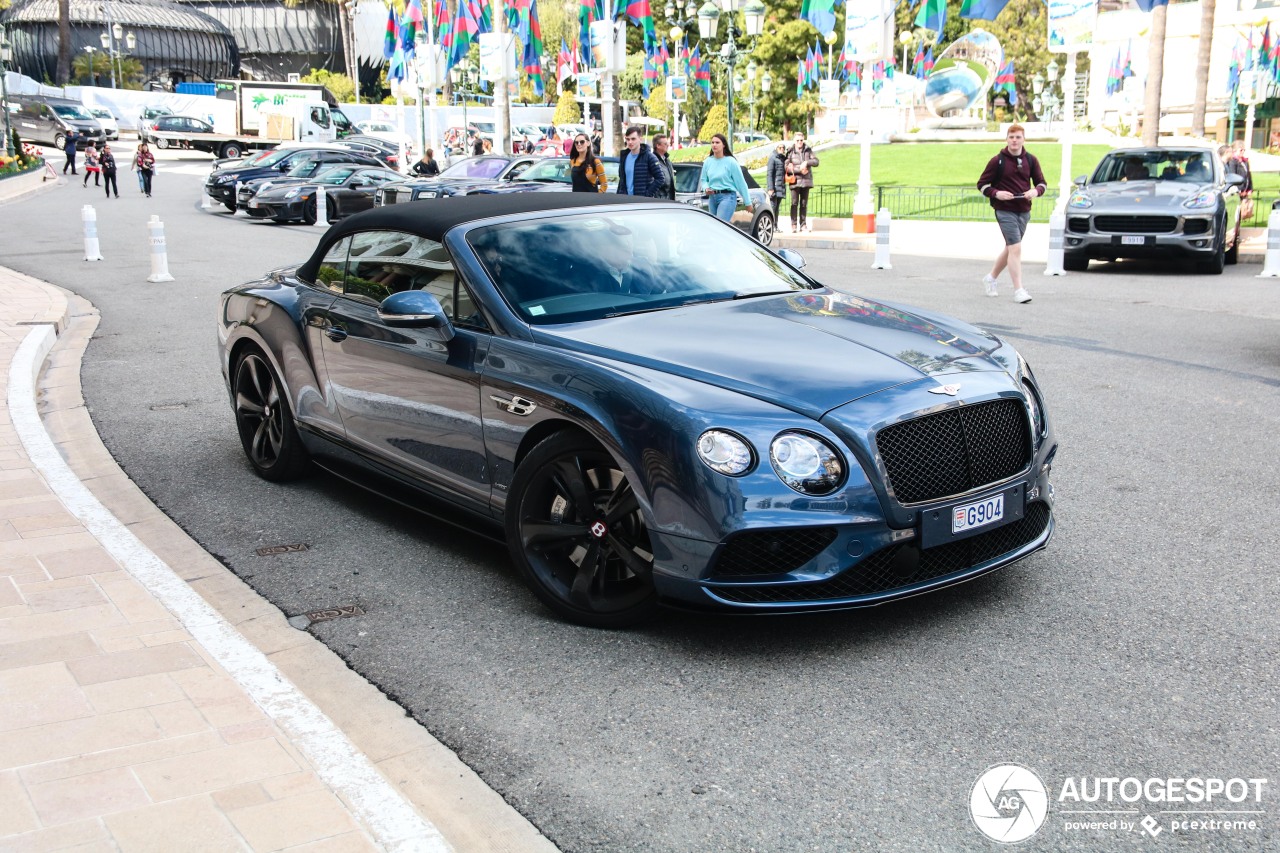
left=219, top=194, right=1057, bottom=627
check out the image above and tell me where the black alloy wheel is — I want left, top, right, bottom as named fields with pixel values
left=302, top=198, right=318, bottom=225
left=232, top=350, right=310, bottom=481
left=506, top=432, right=658, bottom=627
left=1199, top=223, right=1226, bottom=275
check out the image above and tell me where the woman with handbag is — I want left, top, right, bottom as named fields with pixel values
left=766, top=142, right=788, bottom=230
left=569, top=134, right=609, bottom=193
left=784, top=132, right=819, bottom=233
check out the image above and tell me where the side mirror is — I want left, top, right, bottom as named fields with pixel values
left=377, top=291, right=455, bottom=340
left=1073, top=174, right=1088, bottom=186
left=1225, top=173, right=1245, bottom=187
left=777, top=248, right=807, bottom=270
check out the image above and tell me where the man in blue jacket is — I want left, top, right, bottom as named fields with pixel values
left=616, top=126, right=668, bottom=198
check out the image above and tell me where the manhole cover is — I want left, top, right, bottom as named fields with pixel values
left=255, top=543, right=309, bottom=556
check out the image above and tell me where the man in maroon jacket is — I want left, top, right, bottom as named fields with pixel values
left=977, top=124, right=1045, bottom=304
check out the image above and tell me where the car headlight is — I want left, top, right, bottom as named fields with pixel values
left=1067, top=191, right=1092, bottom=208
left=696, top=430, right=753, bottom=476
left=1183, top=190, right=1217, bottom=209
left=1022, top=381, right=1045, bottom=439
left=283, top=187, right=300, bottom=199
left=770, top=432, right=843, bottom=495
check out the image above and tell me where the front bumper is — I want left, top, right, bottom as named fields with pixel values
left=648, top=465, right=1056, bottom=613
left=206, top=181, right=237, bottom=206
left=248, top=199, right=304, bottom=220
left=1064, top=212, right=1221, bottom=259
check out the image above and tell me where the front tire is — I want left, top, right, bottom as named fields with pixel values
left=1199, top=231, right=1226, bottom=275
left=302, top=198, right=317, bottom=225
left=752, top=209, right=775, bottom=245
left=154, top=137, right=169, bottom=150
left=1063, top=252, right=1089, bottom=272
left=232, top=349, right=310, bottom=481
left=223, top=199, right=237, bottom=213
left=505, top=432, right=658, bottom=627
left=54, top=133, right=66, bottom=150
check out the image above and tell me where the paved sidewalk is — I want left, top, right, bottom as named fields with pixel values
left=0, top=269, right=558, bottom=852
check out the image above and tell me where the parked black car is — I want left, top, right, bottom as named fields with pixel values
left=236, top=153, right=388, bottom=214
left=339, top=135, right=405, bottom=170
left=206, top=147, right=384, bottom=213
left=375, top=154, right=540, bottom=205
left=245, top=166, right=404, bottom=224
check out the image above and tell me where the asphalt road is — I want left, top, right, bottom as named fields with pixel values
left=3, top=147, right=1277, bottom=852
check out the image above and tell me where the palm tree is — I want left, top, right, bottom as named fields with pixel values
left=1191, top=0, right=1215, bottom=138
left=56, top=0, right=71, bottom=84
left=1141, top=3, right=1167, bottom=146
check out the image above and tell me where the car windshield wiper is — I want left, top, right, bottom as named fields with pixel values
left=732, top=290, right=798, bottom=300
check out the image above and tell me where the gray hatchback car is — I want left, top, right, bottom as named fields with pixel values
left=1064, top=147, right=1245, bottom=274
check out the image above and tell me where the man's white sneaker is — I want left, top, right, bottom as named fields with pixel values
left=983, top=275, right=999, bottom=297
left=1013, top=288, right=1033, bottom=304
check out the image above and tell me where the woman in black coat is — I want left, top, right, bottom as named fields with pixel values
left=412, top=149, right=441, bottom=176
left=765, top=142, right=788, bottom=227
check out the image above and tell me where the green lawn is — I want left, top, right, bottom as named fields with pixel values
left=678, top=140, right=1280, bottom=191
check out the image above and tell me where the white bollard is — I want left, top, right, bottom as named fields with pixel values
left=233, top=181, right=245, bottom=215
left=82, top=204, right=103, bottom=261
left=201, top=184, right=215, bottom=211
left=1258, top=206, right=1280, bottom=278
left=146, top=215, right=175, bottom=282
left=870, top=207, right=892, bottom=270
left=313, top=186, right=329, bottom=228
left=1043, top=210, right=1066, bottom=276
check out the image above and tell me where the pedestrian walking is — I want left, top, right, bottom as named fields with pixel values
left=700, top=134, right=753, bottom=223
left=569, top=134, right=608, bottom=193
left=652, top=133, right=676, bottom=200
left=133, top=142, right=156, bottom=197
left=976, top=124, right=1044, bottom=304
left=62, top=130, right=80, bottom=175
left=765, top=141, right=788, bottom=229
left=1230, top=139, right=1254, bottom=220
left=615, top=126, right=668, bottom=198
left=412, top=149, right=441, bottom=176
left=82, top=143, right=101, bottom=187
left=784, top=132, right=819, bottom=232
left=100, top=143, right=119, bottom=198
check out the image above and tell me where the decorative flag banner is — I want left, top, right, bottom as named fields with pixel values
left=993, top=59, right=1017, bottom=103
left=449, top=0, right=481, bottom=70
left=1105, top=49, right=1122, bottom=95
left=401, top=0, right=424, bottom=59
left=800, top=0, right=842, bottom=35
left=388, top=43, right=408, bottom=83
left=624, top=0, right=656, bottom=47
left=913, top=43, right=926, bottom=77
left=814, top=40, right=826, bottom=78
left=384, top=5, right=398, bottom=60
left=959, top=0, right=1011, bottom=20
left=796, top=59, right=805, bottom=96
left=521, top=0, right=545, bottom=95
left=695, top=56, right=712, bottom=97
left=914, top=0, right=947, bottom=37
left=923, top=47, right=935, bottom=73
left=642, top=50, right=655, bottom=95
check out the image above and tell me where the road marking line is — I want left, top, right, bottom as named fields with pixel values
left=9, top=324, right=451, bottom=853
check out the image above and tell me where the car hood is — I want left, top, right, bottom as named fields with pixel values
left=1081, top=180, right=1213, bottom=210
left=534, top=289, right=1007, bottom=418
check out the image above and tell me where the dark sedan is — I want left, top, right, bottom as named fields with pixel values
left=236, top=153, right=388, bottom=214
left=219, top=194, right=1057, bottom=627
left=246, top=166, right=404, bottom=224
left=375, top=154, right=539, bottom=205
left=1064, top=147, right=1245, bottom=274
left=208, top=147, right=384, bottom=213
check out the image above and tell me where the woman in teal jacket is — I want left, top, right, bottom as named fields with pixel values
left=700, top=134, right=754, bottom=223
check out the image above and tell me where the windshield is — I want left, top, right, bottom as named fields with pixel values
left=441, top=158, right=508, bottom=179
left=467, top=208, right=815, bottom=325
left=1093, top=150, right=1215, bottom=184
left=285, top=159, right=330, bottom=177
left=254, top=149, right=294, bottom=169
left=54, top=104, right=93, bottom=120
left=314, top=167, right=356, bottom=185
left=91, top=109, right=113, bottom=120
left=521, top=159, right=618, bottom=183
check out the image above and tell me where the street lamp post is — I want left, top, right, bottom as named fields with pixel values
left=697, top=0, right=764, bottom=143
left=99, top=23, right=136, bottom=89
left=451, top=60, right=474, bottom=151
left=1, top=28, right=13, bottom=157
left=824, top=30, right=836, bottom=80
left=665, top=0, right=699, bottom=147
left=83, top=46, right=97, bottom=87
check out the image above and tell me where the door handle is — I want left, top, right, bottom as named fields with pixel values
left=325, top=327, right=348, bottom=342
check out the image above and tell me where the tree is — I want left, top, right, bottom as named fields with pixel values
left=302, top=69, right=357, bottom=102
left=700, top=103, right=727, bottom=139
left=1192, top=0, right=1214, bottom=137
left=72, top=50, right=105, bottom=86
left=553, top=89, right=581, bottom=124
left=1141, top=4, right=1167, bottom=145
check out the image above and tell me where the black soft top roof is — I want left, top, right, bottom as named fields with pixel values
left=297, top=192, right=666, bottom=283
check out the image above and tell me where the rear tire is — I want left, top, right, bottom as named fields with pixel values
left=232, top=349, right=311, bottom=481
left=154, top=137, right=169, bottom=150
left=752, top=210, right=775, bottom=245
left=54, top=133, right=66, bottom=150
left=219, top=142, right=244, bottom=159
left=1063, top=253, right=1089, bottom=272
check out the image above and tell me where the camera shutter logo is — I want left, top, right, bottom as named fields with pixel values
left=970, top=764, right=1049, bottom=843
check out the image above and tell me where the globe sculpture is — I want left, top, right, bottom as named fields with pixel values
left=924, top=29, right=1004, bottom=118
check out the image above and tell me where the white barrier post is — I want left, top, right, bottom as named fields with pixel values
left=1258, top=206, right=1280, bottom=278
left=201, top=183, right=215, bottom=210
left=870, top=207, right=892, bottom=270
left=146, top=215, right=175, bottom=282
left=1044, top=210, right=1066, bottom=276
left=233, top=181, right=245, bottom=215
left=313, top=186, right=329, bottom=228
left=82, top=204, right=103, bottom=261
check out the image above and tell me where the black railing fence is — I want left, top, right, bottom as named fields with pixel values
left=773, top=185, right=1274, bottom=227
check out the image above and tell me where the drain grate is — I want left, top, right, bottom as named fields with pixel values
left=255, top=543, right=309, bottom=556
left=287, top=604, right=364, bottom=630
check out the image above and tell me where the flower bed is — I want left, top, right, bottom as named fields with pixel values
left=0, top=142, right=45, bottom=178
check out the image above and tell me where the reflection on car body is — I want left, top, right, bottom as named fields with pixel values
left=1064, top=146, right=1245, bottom=274
left=218, top=194, right=1056, bottom=627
